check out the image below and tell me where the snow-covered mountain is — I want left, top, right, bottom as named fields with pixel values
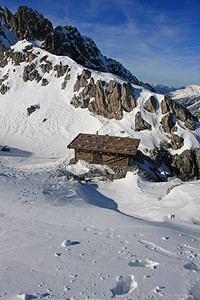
left=168, top=85, right=200, bottom=106
left=1, top=6, right=200, bottom=300
left=151, top=83, right=177, bottom=94
left=168, top=85, right=200, bottom=120
left=0, top=37, right=200, bottom=181
left=0, top=5, right=153, bottom=91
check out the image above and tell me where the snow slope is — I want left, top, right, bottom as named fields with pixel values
left=1, top=40, right=200, bottom=158
left=1, top=153, right=200, bottom=299
left=0, top=40, right=200, bottom=299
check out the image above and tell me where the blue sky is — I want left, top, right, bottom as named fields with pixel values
left=1, top=0, right=200, bottom=87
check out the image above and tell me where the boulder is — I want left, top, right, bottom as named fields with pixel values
left=27, top=104, right=39, bottom=116
left=41, top=78, right=49, bottom=86
left=171, top=150, right=197, bottom=181
left=121, top=82, right=136, bottom=112
left=170, top=134, right=184, bottom=150
left=135, top=112, right=152, bottom=131
left=54, top=63, right=69, bottom=77
left=82, top=69, right=91, bottom=79
left=144, top=96, right=157, bottom=113
left=0, top=84, right=9, bottom=95
left=40, top=60, right=53, bottom=73
left=161, top=113, right=176, bottom=133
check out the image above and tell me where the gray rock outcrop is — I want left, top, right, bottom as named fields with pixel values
left=71, top=71, right=137, bottom=120
left=135, top=112, right=152, bottom=131
left=161, top=113, right=176, bottom=133
left=144, top=96, right=158, bottom=113
left=170, top=134, right=184, bottom=150
left=161, top=95, right=196, bottom=131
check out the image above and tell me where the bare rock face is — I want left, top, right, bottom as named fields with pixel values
left=41, top=78, right=49, bottom=86
left=161, top=95, right=196, bottom=131
left=40, top=60, right=53, bottom=73
left=0, top=84, right=9, bottom=95
left=4, top=6, right=53, bottom=41
left=184, top=119, right=196, bottom=131
left=144, top=96, right=158, bottom=113
left=27, top=52, right=37, bottom=63
left=61, top=74, right=71, bottom=90
left=135, top=112, right=152, bottom=131
left=23, top=63, right=42, bottom=82
left=72, top=74, right=136, bottom=120
left=82, top=69, right=91, bottom=79
left=121, top=83, right=136, bottom=112
left=170, top=134, right=184, bottom=150
left=73, top=70, right=90, bottom=92
left=1, top=6, right=152, bottom=88
left=171, top=150, right=197, bottom=181
left=161, top=113, right=176, bottom=133
left=54, top=63, right=69, bottom=78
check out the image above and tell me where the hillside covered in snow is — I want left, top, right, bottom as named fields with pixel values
left=0, top=5, right=200, bottom=300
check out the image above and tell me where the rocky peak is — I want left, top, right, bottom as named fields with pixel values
left=0, top=6, right=154, bottom=90
left=2, top=6, right=53, bottom=41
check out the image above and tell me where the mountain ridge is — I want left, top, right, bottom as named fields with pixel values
left=0, top=37, right=199, bottom=181
left=0, top=5, right=153, bottom=91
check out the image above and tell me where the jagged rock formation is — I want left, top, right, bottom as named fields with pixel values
left=0, top=6, right=154, bottom=90
left=161, top=113, right=176, bottom=133
left=3, top=6, right=53, bottom=41
left=144, top=96, right=158, bottom=113
left=71, top=70, right=136, bottom=120
left=135, top=112, right=152, bottom=131
left=0, top=44, right=72, bottom=93
left=170, top=134, right=184, bottom=150
left=171, top=148, right=200, bottom=181
left=161, top=96, right=197, bottom=131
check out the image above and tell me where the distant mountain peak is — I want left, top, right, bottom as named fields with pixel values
left=151, top=83, right=177, bottom=94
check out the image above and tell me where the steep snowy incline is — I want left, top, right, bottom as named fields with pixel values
left=0, top=40, right=200, bottom=162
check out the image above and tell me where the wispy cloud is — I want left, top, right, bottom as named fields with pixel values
left=1, top=0, right=199, bottom=86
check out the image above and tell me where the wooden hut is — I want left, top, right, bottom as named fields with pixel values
left=67, top=133, right=140, bottom=166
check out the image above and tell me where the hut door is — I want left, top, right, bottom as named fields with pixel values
left=93, top=152, right=102, bottom=164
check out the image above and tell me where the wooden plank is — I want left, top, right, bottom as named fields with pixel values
left=67, top=133, right=140, bottom=156
left=71, top=145, right=137, bottom=155
left=71, top=140, right=140, bottom=147
left=76, top=137, right=140, bottom=145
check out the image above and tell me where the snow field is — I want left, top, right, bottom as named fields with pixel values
left=0, top=156, right=200, bottom=299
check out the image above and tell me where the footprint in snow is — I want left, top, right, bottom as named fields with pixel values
left=183, top=262, right=199, bottom=271
left=111, top=275, right=137, bottom=297
left=129, top=259, right=159, bottom=269
left=17, top=292, right=50, bottom=299
left=61, top=240, right=80, bottom=247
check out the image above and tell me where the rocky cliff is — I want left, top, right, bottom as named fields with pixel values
left=0, top=6, right=153, bottom=90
